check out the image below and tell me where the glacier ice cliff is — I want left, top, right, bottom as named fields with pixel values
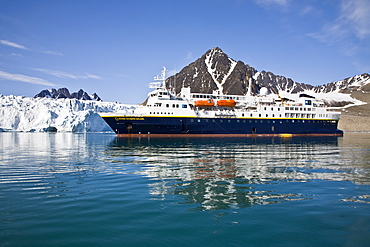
left=0, top=95, right=134, bottom=132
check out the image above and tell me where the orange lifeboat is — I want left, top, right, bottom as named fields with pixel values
left=195, top=99, right=215, bottom=107
left=217, top=99, right=236, bottom=107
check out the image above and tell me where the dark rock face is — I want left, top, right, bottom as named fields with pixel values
left=165, top=47, right=369, bottom=96
left=254, top=71, right=314, bottom=94
left=35, top=89, right=52, bottom=98
left=91, top=93, right=102, bottom=101
left=70, top=89, right=92, bottom=100
left=166, top=47, right=258, bottom=95
left=34, top=88, right=102, bottom=101
left=44, top=126, right=58, bottom=132
left=56, top=88, right=71, bottom=99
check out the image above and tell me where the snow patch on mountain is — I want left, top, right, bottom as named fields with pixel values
left=277, top=90, right=365, bottom=108
left=0, top=95, right=135, bottom=132
left=222, top=58, right=237, bottom=86
left=205, top=50, right=222, bottom=91
left=204, top=47, right=238, bottom=93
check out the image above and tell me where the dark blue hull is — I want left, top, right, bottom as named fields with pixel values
left=102, top=116, right=343, bottom=136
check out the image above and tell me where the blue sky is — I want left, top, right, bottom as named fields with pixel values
left=1, top=0, right=369, bottom=103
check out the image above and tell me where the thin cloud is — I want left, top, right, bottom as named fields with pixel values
left=300, top=5, right=314, bottom=16
left=33, top=68, right=101, bottom=80
left=309, top=0, right=370, bottom=43
left=0, top=40, right=63, bottom=56
left=82, top=73, right=101, bottom=79
left=42, top=50, right=64, bottom=56
left=11, top=53, right=23, bottom=57
left=184, top=52, right=193, bottom=60
left=0, top=40, right=27, bottom=50
left=254, top=0, right=291, bottom=7
left=341, top=0, right=370, bottom=39
left=0, top=70, right=56, bottom=86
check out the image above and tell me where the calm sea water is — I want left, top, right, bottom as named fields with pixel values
left=1, top=132, right=370, bottom=246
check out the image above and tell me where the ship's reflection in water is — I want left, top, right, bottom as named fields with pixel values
left=107, top=135, right=370, bottom=211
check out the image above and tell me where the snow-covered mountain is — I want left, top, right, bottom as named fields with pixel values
left=166, top=47, right=370, bottom=106
left=0, top=95, right=134, bottom=132
left=34, top=88, right=102, bottom=101
left=313, top=74, right=370, bottom=93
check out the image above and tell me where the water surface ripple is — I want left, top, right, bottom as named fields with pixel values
left=1, top=132, right=369, bottom=246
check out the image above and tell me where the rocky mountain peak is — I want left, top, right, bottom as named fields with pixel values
left=34, top=88, right=102, bottom=101
left=166, top=48, right=370, bottom=98
left=167, top=47, right=258, bottom=95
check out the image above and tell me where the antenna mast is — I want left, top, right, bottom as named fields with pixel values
left=150, top=66, right=167, bottom=89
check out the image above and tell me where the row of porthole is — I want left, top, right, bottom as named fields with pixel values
left=150, top=112, right=175, bottom=115
left=242, top=113, right=284, bottom=117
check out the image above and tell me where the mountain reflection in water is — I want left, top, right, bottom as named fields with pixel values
left=106, top=135, right=370, bottom=211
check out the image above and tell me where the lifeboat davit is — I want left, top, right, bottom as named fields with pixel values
left=217, top=99, right=236, bottom=107
left=195, top=99, right=215, bottom=107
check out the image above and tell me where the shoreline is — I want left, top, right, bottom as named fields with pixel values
left=338, top=115, right=370, bottom=132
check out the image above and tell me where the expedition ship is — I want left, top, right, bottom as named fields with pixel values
left=100, top=67, right=343, bottom=137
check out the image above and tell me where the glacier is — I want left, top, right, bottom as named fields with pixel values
left=0, top=95, right=135, bottom=132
